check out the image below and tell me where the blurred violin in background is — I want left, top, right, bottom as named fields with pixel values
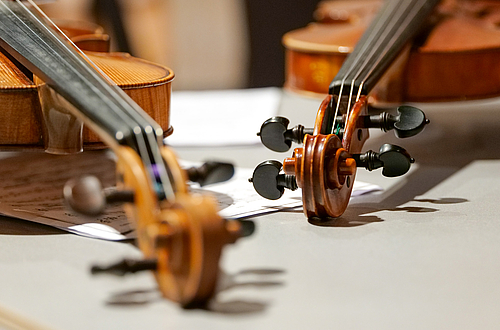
left=0, top=0, right=253, bottom=308
left=284, top=0, right=500, bottom=102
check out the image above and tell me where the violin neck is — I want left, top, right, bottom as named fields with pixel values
left=329, top=0, right=440, bottom=97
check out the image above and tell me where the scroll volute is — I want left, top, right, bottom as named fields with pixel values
left=283, top=96, right=368, bottom=218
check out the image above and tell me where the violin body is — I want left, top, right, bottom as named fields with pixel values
left=284, top=0, right=500, bottom=102
left=0, top=20, right=173, bottom=151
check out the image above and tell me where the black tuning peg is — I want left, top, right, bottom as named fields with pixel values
left=91, top=258, right=158, bottom=276
left=257, top=117, right=314, bottom=152
left=63, top=176, right=134, bottom=216
left=249, top=160, right=298, bottom=200
left=353, top=144, right=415, bottom=177
left=238, top=219, right=256, bottom=238
left=186, top=161, right=234, bottom=186
left=364, top=105, right=429, bottom=138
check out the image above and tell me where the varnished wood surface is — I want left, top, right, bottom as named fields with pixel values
left=0, top=51, right=174, bottom=149
left=283, top=0, right=500, bottom=102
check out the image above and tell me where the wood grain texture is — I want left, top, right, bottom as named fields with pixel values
left=0, top=51, right=173, bottom=149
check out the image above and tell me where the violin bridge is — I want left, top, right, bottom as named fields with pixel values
left=35, top=76, right=83, bottom=154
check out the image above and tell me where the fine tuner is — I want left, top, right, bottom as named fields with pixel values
left=257, top=105, right=428, bottom=153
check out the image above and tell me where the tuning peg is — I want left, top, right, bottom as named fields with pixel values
left=257, top=117, right=313, bottom=152
left=186, top=161, right=234, bottom=186
left=91, top=258, right=158, bottom=276
left=363, top=105, right=429, bottom=138
left=249, top=160, right=298, bottom=200
left=63, top=176, right=134, bottom=216
left=235, top=219, right=256, bottom=238
left=353, top=144, right=415, bottom=177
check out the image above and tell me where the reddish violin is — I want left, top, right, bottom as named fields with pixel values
left=284, top=0, right=500, bottom=102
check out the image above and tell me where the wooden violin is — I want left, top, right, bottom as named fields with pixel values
left=283, top=0, right=500, bottom=102
left=251, top=0, right=438, bottom=219
left=0, top=13, right=173, bottom=153
left=0, top=0, right=252, bottom=308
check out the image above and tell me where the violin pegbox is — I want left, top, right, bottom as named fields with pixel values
left=251, top=94, right=428, bottom=219
left=67, top=146, right=253, bottom=308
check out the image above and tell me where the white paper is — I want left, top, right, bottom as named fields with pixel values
left=199, top=167, right=382, bottom=219
left=166, top=88, right=282, bottom=147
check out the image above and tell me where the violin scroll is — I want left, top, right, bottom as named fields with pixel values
left=0, top=0, right=253, bottom=308
left=253, top=91, right=428, bottom=219
left=110, top=146, right=252, bottom=307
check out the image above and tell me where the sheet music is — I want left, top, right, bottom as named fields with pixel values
left=0, top=151, right=381, bottom=241
left=198, top=167, right=381, bottom=219
left=0, top=151, right=133, bottom=240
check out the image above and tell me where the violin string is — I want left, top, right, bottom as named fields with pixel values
left=339, top=0, right=434, bottom=130
left=344, top=0, right=415, bottom=121
left=31, top=0, right=173, bottom=200
left=6, top=0, right=175, bottom=200
left=331, top=0, right=399, bottom=134
left=7, top=0, right=135, bottom=132
left=355, top=0, right=434, bottom=105
left=25, top=0, right=117, bottom=86
left=346, top=1, right=402, bottom=124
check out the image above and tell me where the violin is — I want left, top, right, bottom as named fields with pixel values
left=0, top=0, right=253, bottom=308
left=0, top=15, right=173, bottom=153
left=283, top=0, right=500, bottom=102
left=251, top=0, right=439, bottom=218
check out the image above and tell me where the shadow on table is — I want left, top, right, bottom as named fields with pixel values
left=306, top=102, right=499, bottom=227
left=104, top=268, right=286, bottom=315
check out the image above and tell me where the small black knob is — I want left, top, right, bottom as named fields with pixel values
left=353, top=144, right=414, bottom=177
left=64, top=176, right=134, bottom=216
left=249, top=160, right=297, bottom=200
left=186, top=161, right=234, bottom=186
left=257, top=117, right=313, bottom=152
left=365, top=106, right=429, bottom=138
left=91, top=258, right=158, bottom=276
left=238, top=219, right=256, bottom=237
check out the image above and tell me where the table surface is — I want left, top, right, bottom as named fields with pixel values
left=1, top=91, right=500, bottom=330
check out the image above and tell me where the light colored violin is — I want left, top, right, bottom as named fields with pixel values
left=0, top=16, right=173, bottom=153
left=0, top=0, right=252, bottom=307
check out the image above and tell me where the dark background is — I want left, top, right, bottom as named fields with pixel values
left=92, top=0, right=321, bottom=88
